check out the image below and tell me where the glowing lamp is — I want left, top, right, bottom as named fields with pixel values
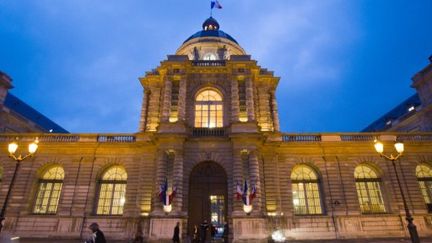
left=8, top=142, right=18, bottom=154
left=374, top=140, right=384, bottom=154
left=243, top=204, right=252, bottom=214
left=271, top=230, right=286, bottom=242
left=163, top=204, right=172, bottom=213
left=394, top=142, right=404, bottom=153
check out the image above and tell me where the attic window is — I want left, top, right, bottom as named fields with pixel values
left=408, top=106, right=415, bottom=112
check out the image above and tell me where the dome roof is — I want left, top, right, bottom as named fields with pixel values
left=183, top=17, right=238, bottom=44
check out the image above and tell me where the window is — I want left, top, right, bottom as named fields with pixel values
left=0, top=166, right=3, bottom=183
left=354, top=164, right=386, bottom=213
left=33, top=166, right=64, bottom=214
left=238, top=80, right=247, bottom=122
left=169, top=80, right=180, bottom=122
left=416, top=164, right=432, bottom=212
left=291, top=165, right=322, bottom=215
left=96, top=166, right=127, bottom=215
left=203, top=53, right=217, bottom=60
left=194, top=89, right=223, bottom=128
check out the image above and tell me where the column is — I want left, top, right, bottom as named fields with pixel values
left=173, top=149, right=184, bottom=214
left=161, top=77, right=172, bottom=122
left=249, top=150, right=262, bottom=213
left=231, top=78, right=240, bottom=122
left=152, top=149, right=167, bottom=215
left=147, top=86, right=161, bottom=131
left=232, top=149, right=244, bottom=214
left=138, top=89, right=150, bottom=132
left=245, top=77, right=255, bottom=121
left=178, top=78, right=187, bottom=122
left=270, top=90, right=280, bottom=131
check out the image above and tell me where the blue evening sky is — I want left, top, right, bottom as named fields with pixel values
left=0, top=1, right=431, bottom=133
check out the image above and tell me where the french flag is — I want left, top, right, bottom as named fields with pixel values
left=159, top=178, right=168, bottom=205
left=242, top=180, right=248, bottom=205
left=236, top=182, right=243, bottom=200
left=211, top=0, right=222, bottom=9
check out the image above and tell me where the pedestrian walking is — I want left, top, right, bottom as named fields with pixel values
left=86, top=222, right=106, bottom=243
left=173, top=222, right=180, bottom=243
left=199, top=220, right=209, bottom=243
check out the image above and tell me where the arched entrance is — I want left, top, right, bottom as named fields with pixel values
left=188, top=161, right=227, bottom=239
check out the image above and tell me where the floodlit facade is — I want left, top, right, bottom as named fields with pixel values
left=1, top=17, right=432, bottom=242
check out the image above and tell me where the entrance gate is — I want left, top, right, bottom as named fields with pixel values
left=188, top=161, right=227, bottom=239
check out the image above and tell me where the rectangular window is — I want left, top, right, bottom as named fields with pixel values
left=169, top=80, right=180, bottom=122
left=356, top=181, right=386, bottom=213
left=292, top=182, right=322, bottom=215
left=33, top=181, right=63, bottom=214
left=238, top=80, right=247, bottom=121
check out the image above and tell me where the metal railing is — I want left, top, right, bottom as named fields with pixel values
left=192, top=128, right=225, bottom=137
left=192, top=60, right=226, bottom=67
left=282, top=134, right=321, bottom=142
left=97, top=135, right=136, bottom=143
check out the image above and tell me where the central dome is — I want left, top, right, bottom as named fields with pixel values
left=183, top=17, right=238, bottom=44
left=176, top=17, right=246, bottom=60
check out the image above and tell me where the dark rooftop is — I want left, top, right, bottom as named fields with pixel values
left=362, top=94, right=421, bottom=132
left=4, top=93, right=68, bottom=133
left=183, top=17, right=238, bottom=44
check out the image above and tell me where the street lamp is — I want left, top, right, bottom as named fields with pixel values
left=0, top=138, right=39, bottom=233
left=374, top=139, right=420, bottom=243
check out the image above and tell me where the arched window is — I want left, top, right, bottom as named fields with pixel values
left=416, top=164, right=432, bottom=212
left=33, top=166, right=64, bottom=214
left=291, top=165, right=323, bottom=215
left=96, top=166, right=127, bottom=215
left=194, top=89, right=223, bottom=128
left=354, top=164, right=385, bottom=213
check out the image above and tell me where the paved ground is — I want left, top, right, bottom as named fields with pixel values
left=2, top=237, right=432, bottom=243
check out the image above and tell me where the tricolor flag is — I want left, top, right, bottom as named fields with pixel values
left=235, top=180, right=257, bottom=206
left=211, top=0, right=222, bottom=9
left=159, top=178, right=177, bottom=206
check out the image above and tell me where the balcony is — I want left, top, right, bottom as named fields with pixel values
left=192, top=128, right=225, bottom=137
left=192, top=60, right=226, bottom=67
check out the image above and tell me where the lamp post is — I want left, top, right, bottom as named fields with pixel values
left=374, top=139, right=420, bottom=243
left=0, top=138, right=38, bottom=233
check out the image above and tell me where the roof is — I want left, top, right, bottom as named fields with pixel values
left=183, top=17, right=239, bottom=44
left=4, top=93, right=69, bottom=133
left=362, top=94, right=421, bottom=132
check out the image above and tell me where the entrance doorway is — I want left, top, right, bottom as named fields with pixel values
left=188, top=161, right=227, bottom=239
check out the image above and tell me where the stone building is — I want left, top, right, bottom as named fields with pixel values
left=0, top=17, right=432, bottom=242
left=0, top=71, right=68, bottom=133
left=363, top=56, right=432, bottom=132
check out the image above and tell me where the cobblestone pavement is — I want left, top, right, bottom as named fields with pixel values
left=5, top=238, right=432, bottom=243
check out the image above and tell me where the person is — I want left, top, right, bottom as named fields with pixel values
left=192, top=224, right=199, bottom=243
left=86, top=222, right=106, bottom=243
left=172, top=222, right=180, bottom=243
left=210, top=223, right=216, bottom=241
left=222, top=222, right=229, bottom=243
left=199, top=220, right=209, bottom=243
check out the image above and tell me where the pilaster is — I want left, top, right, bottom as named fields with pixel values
left=231, top=78, right=240, bottom=122
left=245, top=77, right=255, bottom=121
left=178, top=78, right=187, bottom=122
left=161, top=77, right=172, bottom=122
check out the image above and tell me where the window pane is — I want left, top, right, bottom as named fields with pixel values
left=97, top=166, right=127, bottom=215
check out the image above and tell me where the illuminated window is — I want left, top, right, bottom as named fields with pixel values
left=238, top=80, right=247, bottom=122
left=416, top=164, right=432, bottom=212
left=33, top=166, right=64, bottom=214
left=354, top=164, right=386, bottom=213
left=203, top=53, right=217, bottom=60
left=194, top=89, right=223, bottom=128
left=169, top=80, right=180, bottom=122
left=291, top=165, right=322, bottom=215
left=96, top=166, right=127, bottom=215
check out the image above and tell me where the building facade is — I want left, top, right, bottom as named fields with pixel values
left=1, top=17, right=432, bottom=242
